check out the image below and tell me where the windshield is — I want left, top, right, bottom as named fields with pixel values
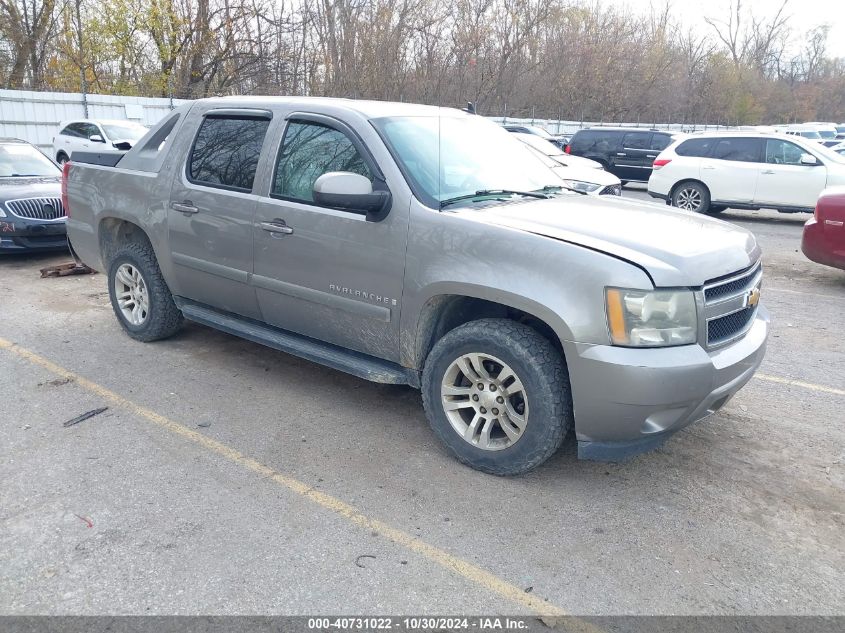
left=102, top=122, right=148, bottom=141
left=373, top=115, right=556, bottom=208
left=799, top=130, right=822, bottom=139
left=816, top=130, right=836, bottom=139
left=814, top=143, right=845, bottom=165
left=0, top=143, right=60, bottom=177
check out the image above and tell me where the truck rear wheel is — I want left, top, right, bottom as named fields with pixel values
left=107, top=241, right=183, bottom=342
left=422, top=319, right=572, bottom=475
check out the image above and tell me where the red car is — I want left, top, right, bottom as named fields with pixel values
left=802, top=188, right=845, bottom=270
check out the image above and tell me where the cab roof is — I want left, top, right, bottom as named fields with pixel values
left=197, top=96, right=467, bottom=119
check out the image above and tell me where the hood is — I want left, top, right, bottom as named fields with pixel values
left=551, top=165, right=619, bottom=187
left=452, top=195, right=760, bottom=287
left=0, top=176, right=61, bottom=201
left=551, top=154, right=602, bottom=170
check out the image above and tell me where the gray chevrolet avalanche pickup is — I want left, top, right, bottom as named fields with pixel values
left=65, top=97, right=768, bottom=475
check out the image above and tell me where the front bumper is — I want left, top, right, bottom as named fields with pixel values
left=0, top=216, right=68, bottom=252
left=566, top=305, right=769, bottom=461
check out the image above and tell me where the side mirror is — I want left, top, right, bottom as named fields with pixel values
left=313, top=172, right=391, bottom=221
left=800, top=153, right=819, bottom=166
left=89, top=134, right=105, bottom=143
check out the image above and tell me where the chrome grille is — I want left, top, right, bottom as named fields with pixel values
left=702, top=262, right=762, bottom=347
left=705, top=263, right=761, bottom=301
left=708, top=306, right=756, bottom=345
left=5, top=197, right=65, bottom=220
left=600, top=184, right=622, bottom=196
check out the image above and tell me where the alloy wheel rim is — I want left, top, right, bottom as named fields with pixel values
left=440, top=352, right=529, bottom=451
left=115, top=263, right=149, bottom=326
left=677, top=188, right=702, bottom=211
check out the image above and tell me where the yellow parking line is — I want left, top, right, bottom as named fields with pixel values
left=754, top=373, right=845, bottom=396
left=0, top=336, right=596, bottom=623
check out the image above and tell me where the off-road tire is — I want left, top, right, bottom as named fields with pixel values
left=107, top=241, right=183, bottom=342
left=422, top=318, right=572, bottom=475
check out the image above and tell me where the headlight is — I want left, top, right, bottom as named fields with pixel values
left=560, top=179, right=602, bottom=194
left=0, top=203, right=6, bottom=217
left=605, top=287, right=698, bottom=347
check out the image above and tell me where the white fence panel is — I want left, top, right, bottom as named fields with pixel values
left=0, top=89, right=189, bottom=151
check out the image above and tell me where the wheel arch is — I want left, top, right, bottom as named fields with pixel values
left=409, top=292, right=568, bottom=372
left=670, top=178, right=711, bottom=201
left=98, top=217, right=156, bottom=266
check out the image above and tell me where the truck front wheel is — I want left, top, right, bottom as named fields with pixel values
left=422, top=319, right=572, bottom=475
left=107, top=241, right=183, bottom=342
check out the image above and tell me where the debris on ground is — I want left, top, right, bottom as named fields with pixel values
left=355, top=554, right=376, bottom=569
left=63, top=407, right=108, bottom=428
left=73, top=514, right=94, bottom=528
left=39, top=377, right=74, bottom=387
left=39, top=262, right=95, bottom=278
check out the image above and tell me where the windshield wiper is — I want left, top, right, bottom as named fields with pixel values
left=537, top=184, right=587, bottom=196
left=440, top=189, right=550, bottom=209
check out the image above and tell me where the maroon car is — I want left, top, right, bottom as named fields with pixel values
left=802, top=188, right=845, bottom=270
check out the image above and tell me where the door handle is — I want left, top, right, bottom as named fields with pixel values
left=702, top=165, right=715, bottom=170
left=171, top=201, right=199, bottom=214
left=646, top=154, right=657, bottom=158
left=259, top=220, right=294, bottom=235
left=762, top=170, right=776, bottom=175
left=616, top=152, right=626, bottom=156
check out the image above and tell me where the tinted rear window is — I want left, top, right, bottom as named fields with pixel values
left=675, top=138, right=715, bottom=157
left=188, top=116, right=270, bottom=191
left=712, top=138, right=763, bottom=162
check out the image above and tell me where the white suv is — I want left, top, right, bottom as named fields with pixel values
left=52, top=119, right=148, bottom=164
left=648, top=132, right=845, bottom=214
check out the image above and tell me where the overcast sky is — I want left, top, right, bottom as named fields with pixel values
left=616, top=0, right=845, bottom=58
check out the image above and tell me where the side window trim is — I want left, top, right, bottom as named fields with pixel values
left=268, top=113, right=385, bottom=205
left=185, top=112, right=272, bottom=193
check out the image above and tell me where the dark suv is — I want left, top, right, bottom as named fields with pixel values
left=566, top=128, right=677, bottom=183
left=0, top=138, right=67, bottom=253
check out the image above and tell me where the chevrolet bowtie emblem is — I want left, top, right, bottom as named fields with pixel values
left=746, top=287, right=761, bottom=307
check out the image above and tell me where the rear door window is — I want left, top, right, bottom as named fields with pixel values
left=188, top=116, right=271, bottom=191
left=622, top=132, right=652, bottom=150
left=711, top=138, right=763, bottom=162
left=62, top=123, right=86, bottom=138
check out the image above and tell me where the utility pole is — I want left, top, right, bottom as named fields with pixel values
left=75, top=0, right=89, bottom=118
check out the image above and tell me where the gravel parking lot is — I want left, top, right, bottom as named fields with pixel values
left=1, top=191, right=843, bottom=617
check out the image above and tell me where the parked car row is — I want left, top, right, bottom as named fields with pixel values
left=508, top=132, right=622, bottom=196
left=1, top=119, right=149, bottom=253
left=647, top=131, right=845, bottom=214
left=53, top=119, right=149, bottom=164
left=0, top=138, right=66, bottom=252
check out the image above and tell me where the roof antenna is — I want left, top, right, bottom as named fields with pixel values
left=465, top=101, right=476, bottom=115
